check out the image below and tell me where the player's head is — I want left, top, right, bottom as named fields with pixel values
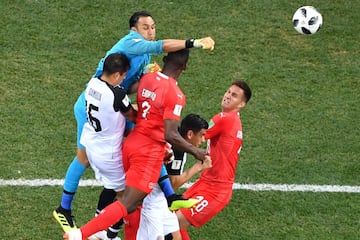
left=102, top=53, right=130, bottom=86
left=221, top=80, right=252, bottom=112
left=129, top=11, right=155, bottom=41
left=162, top=49, right=190, bottom=76
left=179, top=113, right=208, bottom=147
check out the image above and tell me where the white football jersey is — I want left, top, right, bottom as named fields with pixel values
left=81, top=77, right=131, bottom=162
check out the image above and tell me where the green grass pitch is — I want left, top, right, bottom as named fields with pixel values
left=1, top=0, right=359, bottom=239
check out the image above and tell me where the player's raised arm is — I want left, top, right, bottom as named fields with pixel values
left=162, top=36, right=215, bottom=52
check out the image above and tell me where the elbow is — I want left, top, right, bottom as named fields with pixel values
left=164, top=131, right=176, bottom=144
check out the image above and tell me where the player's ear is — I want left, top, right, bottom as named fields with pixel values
left=186, top=130, right=194, bottom=140
left=113, top=71, right=119, bottom=78
left=238, top=101, right=246, bottom=109
left=113, top=72, right=120, bottom=81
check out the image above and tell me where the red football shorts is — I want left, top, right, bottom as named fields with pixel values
left=180, top=180, right=233, bottom=227
left=122, top=131, right=165, bottom=193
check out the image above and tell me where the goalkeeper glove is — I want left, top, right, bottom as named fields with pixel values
left=145, top=62, right=162, bottom=73
left=186, top=37, right=215, bottom=50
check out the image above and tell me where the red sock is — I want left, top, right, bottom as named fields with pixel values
left=80, top=201, right=128, bottom=239
left=124, top=206, right=141, bottom=240
left=180, top=228, right=191, bottom=240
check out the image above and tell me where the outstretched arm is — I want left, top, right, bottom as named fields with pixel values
left=162, top=39, right=187, bottom=52
left=162, top=37, right=215, bottom=52
left=164, top=119, right=206, bottom=162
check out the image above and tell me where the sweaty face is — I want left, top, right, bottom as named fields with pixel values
left=221, top=85, right=245, bottom=112
left=133, top=16, right=156, bottom=41
left=188, top=129, right=207, bottom=147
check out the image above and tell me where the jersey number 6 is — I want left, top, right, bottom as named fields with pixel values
left=87, top=102, right=102, bottom=132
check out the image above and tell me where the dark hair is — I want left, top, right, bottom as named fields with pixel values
left=232, top=80, right=252, bottom=103
left=163, top=49, right=190, bottom=68
left=103, top=53, right=130, bottom=75
left=179, top=113, right=208, bottom=137
left=129, top=11, right=152, bottom=28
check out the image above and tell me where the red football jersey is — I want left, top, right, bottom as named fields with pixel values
left=134, top=72, right=185, bottom=143
left=201, top=111, right=243, bottom=187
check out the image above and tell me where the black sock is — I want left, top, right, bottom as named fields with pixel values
left=96, top=188, right=122, bottom=238
left=107, top=219, right=124, bottom=238
left=165, top=233, right=173, bottom=240
left=96, top=188, right=117, bottom=214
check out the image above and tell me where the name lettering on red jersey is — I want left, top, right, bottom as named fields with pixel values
left=141, top=88, right=157, bottom=101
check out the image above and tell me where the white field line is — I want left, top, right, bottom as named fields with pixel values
left=0, top=179, right=360, bottom=193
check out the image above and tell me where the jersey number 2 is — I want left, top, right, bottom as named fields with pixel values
left=141, top=101, right=151, bottom=119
